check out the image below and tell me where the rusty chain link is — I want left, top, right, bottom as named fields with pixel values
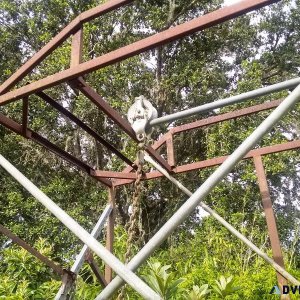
left=117, top=143, right=146, bottom=300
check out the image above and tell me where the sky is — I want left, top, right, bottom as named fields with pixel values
left=224, top=0, right=242, bottom=6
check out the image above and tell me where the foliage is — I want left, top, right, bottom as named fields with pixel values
left=142, top=260, right=185, bottom=299
left=212, top=276, right=240, bottom=299
left=0, top=239, right=60, bottom=299
left=0, top=0, right=299, bottom=299
left=185, top=284, right=211, bottom=300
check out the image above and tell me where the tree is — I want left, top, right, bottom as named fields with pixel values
left=0, top=0, right=299, bottom=298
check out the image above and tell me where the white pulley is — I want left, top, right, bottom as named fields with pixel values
left=127, top=95, right=158, bottom=141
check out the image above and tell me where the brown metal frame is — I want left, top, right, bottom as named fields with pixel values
left=0, top=0, right=296, bottom=296
left=253, top=156, right=288, bottom=292
left=0, top=224, right=65, bottom=277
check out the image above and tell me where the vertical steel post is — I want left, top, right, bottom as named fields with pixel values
left=105, top=187, right=116, bottom=283
left=22, top=97, right=29, bottom=137
left=166, top=132, right=175, bottom=167
left=70, top=26, right=83, bottom=95
left=71, top=26, right=83, bottom=67
left=253, top=155, right=290, bottom=299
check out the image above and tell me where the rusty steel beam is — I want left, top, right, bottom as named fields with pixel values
left=75, top=78, right=172, bottom=172
left=253, top=155, right=289, bottom=295
left=166, top=132, right=175, bottom=167
left=0, top=112, right=112, bottom=187
left=74, top=78, right=136, bottom=138
left=0, top=224, right=64, bottom=276
left=70, top=27, right=83, bottom=96
left=30, top=133, right=112, bottom=187
left=110, top=135, right=169, bottom=184
left=105, top=187, right=116, bottom=283
left=111, top=134, right=169, bottom=180
left=114, top=140, right=300, bottom=186
left=0, top=112, right=31, bottom=137
left=36, top=91, right=135, bottom=167
left=30, top=132, right=91, bottom=172
left=171, top=99, right=283, bottom=134
left=86, top=251, right=108, bottom=287
left=92, top=170, right=136, bottom=179
left=57, top=272, right=77, bottom=300
left=22, top=97, right=29, bottom=137
left=0, top=0, right=278, bottom=104
left=153, top=134, right=168, bottom=151
left=71, top=27, right=83, bottom=67
left=0, top=0, right=133, bottom=95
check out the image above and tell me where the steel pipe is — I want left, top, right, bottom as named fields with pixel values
left=55, top=205, right=112, bottom=300
left=149, top=77, right=300, bottom=127
left=0, top=154, right=161, bottom=300
left=72, top=205, right=112, bottom=273
left=96, top=84, right=300, bottom=299
left=145, top=155, right=298, bottom=283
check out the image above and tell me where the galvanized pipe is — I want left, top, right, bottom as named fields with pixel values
left=55, top=205, right=112, bottom=300
left=149, top=77, right=300, bottom=127
left=0, top=155, right=161, bottom=300
left=71, top=205, right=112, bottom=274
left=144, top=155, right=298, bottom=283
left=96, top=84, right=300, bottom=299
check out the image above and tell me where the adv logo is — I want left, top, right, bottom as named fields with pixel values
left=270, top=286, right=281, bottom=294
left=270, top=285, right=300, bottom=295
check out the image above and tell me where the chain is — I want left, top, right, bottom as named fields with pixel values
left=125, top=144, right=146, bottom=259
left=117, top=143, right=146, bottom=300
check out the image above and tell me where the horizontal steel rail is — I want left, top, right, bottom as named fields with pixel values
left=170, top=99, right=283, bottom=134
left=113, top=140, right=300, bottom=186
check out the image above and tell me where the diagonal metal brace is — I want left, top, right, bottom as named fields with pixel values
left=55, top=205, right=112, bottom=299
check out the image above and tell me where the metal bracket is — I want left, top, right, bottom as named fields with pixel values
left=127, top=95, right=157, bottom=141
